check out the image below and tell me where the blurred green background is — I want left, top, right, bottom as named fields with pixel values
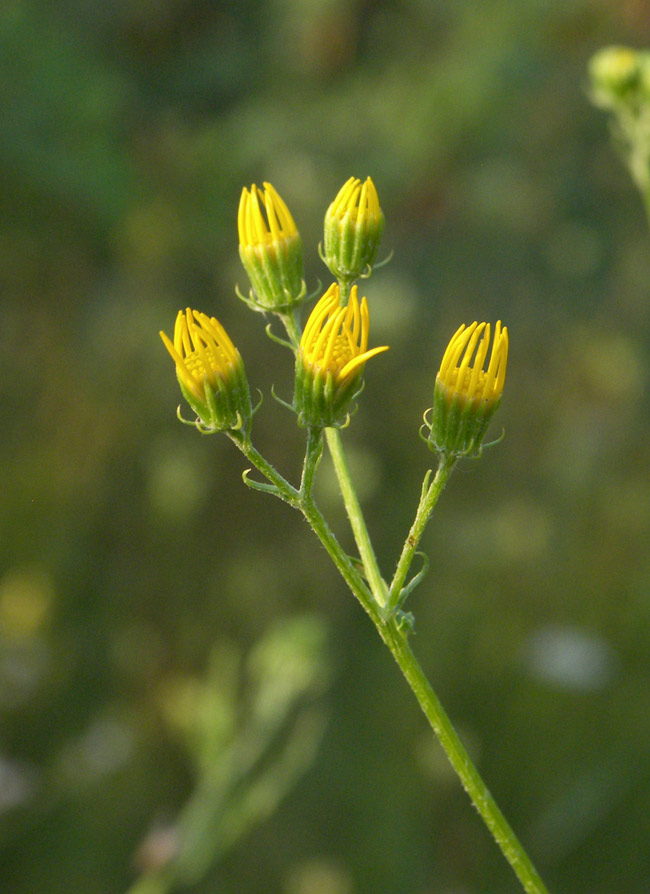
left=2, top=0, right=650, bottom=891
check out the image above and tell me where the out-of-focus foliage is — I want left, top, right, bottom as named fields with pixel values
left=588, top=43, right=650, bottom=220
left=2, top=1, right=650, bottom=892
left=126, top=615, right=329, bottom=894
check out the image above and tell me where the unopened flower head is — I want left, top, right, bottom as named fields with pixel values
left=322, top=176, right=385, bottom=282
left=160, top=309, right=252, bottom=433
left=294, top=283, right=389, bottom=427
left=427, top=321, right=508, bottom=457
left=238, top=182, right=304, bottom=311
left=589, top=46, right=648, bottom=108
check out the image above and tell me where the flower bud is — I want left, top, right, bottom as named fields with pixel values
left=322, top=176, right=385, bottom=283
left=589, top=46, right=641, bottom=108
left=427, top=321, right=508, bottom=458
left=238, top=182, right=305, bottom=311
left=160, top=309, right=252, bottom=433
left=294, top=283, right=388, bottom=428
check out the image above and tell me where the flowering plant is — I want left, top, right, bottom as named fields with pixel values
left=159, top=177, right=548, bottom=894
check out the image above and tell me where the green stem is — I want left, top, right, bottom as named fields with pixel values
left=387, top=455, right=456, bottom=615
left=228, top=435, right=549, bottom=893
left=310, top=449, right=547, bottom=890
left=305, top=496, right=549, bottom=893
left=378, top=622, right=549, bottom=894
left=300, top=428, right=324, bottom=499
left=229, top=433, right=381, bottom=625
left=337, top=279, right=352, bottom=304
left=300, top=471, right=548, bottom=892
left=279, top=309, right=302, bottom=349
left=302, top=493, right=384, bottom=627
left=228, top=434, right=300, bottom=507
left=324, top=426, right=388, bottom=608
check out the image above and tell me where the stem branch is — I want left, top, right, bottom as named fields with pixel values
left=324, top=427, right=388, bottom=608
left=387, top=455, right=456, bottom=614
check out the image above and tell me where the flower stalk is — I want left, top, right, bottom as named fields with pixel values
left=324, top=427, right=388, bottom=609
left=387, top=455, right=456, bottom=616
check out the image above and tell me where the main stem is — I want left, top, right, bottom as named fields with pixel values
left=378, top=623, right=549, bottom=894
left=301, top=487, right=549, bottom=893
left=231, top=436, right=549, bottom=894
left=322, top=434, right=548, bottom=893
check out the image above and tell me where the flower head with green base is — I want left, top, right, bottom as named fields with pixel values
left=589, top=46, right=647, bottom=107
left=160, top=309, right=252, bottom=434
left=426, top=321, right=508, bottom=458
left=294, top=283, right=389, bottom=428
left=322, top=176, right=385, bottom=283
left=238, top=182, right=305, bottom=311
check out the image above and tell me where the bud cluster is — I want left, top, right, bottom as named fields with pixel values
left=589, top=46, right=650, bottom=110
left=160, top=175, right=508, bottom=459
left=588, top=46, right=650, bottom=208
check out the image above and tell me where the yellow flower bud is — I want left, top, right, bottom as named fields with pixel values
left=238, top=182, right=304, bottom=311
left=322, top=176, right=385, bottom=282
left=160, top=309, right=252, bottom=433
left=426, top=321, right=508, bottom=457
left=294, top=283, right=389, bottom=428
left=589, top=46, right=641, bottom=108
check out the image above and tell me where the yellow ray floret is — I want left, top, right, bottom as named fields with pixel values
left=160, top=309, right=241, bottom=401
left=438, top=321, right=508, bottom=407
left=328, top=176, right=382, bottom=223
left=300, top=283, right=389, bottom=382
left=238, top=182, right=298, bottom=248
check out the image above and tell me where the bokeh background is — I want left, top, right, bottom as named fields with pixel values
left=2, top=1, right=650, bottom=892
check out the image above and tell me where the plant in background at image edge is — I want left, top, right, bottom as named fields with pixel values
left=157, top=176, right=549, bottom=894
left=589, top=45, right=650, bottom=229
